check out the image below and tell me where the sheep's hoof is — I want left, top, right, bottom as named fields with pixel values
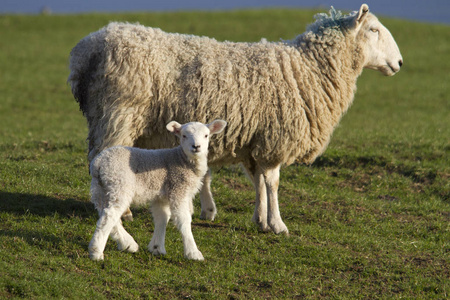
left=270, top=221, right=289, bottom=235
left=148, top=244, right=166, bottom=256
left=200, top=208, right=216, bottom=221
left=122, top=212, right=134, bottom=222
left=89, top=252, right=104, bottom=261
left=185, top=250, right=204, bottom=261
left=252, top=216, right=270, bottom=232
left=151, top=249, right=166, bottom=256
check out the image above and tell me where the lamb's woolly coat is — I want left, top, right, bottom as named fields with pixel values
left=91, top=146, right=206, bottom=210
left=69, top=14, right=362, bottom=167
left=89, top=144, right=208, bottom=260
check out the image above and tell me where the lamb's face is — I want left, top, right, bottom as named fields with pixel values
left=179, top=123, right=212, bottom=159
left=166, top=120, right=227, bottom=160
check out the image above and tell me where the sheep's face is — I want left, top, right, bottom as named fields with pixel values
left=353, top=4, right=403, bottom=76
left=167, top=120, right=227, bottom=160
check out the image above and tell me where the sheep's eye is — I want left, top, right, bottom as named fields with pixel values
left=370, top=28, right=379, bottom=33
left=205, top=135, right=208, bottom=138
left=182, top=135, right=186, bottom=138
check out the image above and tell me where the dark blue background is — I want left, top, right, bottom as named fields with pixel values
left=1, top=0, right=449, bottom=24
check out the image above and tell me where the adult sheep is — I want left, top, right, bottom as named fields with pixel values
left=68, top=4, right=402, bottom=234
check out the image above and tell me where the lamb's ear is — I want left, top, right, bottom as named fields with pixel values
left=166, top=121, right=182, bottom=137
left=207, top=120, right=227, bottom=135
left=353, top=4, right=369, bottom=29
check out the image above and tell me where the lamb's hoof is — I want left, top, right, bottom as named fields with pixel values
left=185, top=250, right=204, bottom=261
left=119, top=241, right=139, bottom=253
left=89, top=252, right=104, bottom=261
left=200, top=208, right=216, bottom=221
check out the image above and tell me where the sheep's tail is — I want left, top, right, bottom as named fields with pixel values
left=67, top=34, right=103, bottom=116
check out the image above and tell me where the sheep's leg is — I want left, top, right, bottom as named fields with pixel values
left=242, top=164, right=270, bottom=232
left=121, top=208, right=134, bottom=221
left=89, top=199, right=131, bottom=260
left=171, top=199, right=204, bottom=260
left=110, top=220, right=139, bottom=253
left=253, top=167, right=270, bottom=232
left=242, top=163, right=288, bottom=234
left=148, top=200, right=171, bottom=256
left=263, top=165, right=289, bottom=235
left=199, top=169, right=217, bottom=221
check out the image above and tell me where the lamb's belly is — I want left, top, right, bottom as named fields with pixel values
left=132, top=189, right=166, bottom=206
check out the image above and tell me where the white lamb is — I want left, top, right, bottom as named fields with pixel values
left=88, top=119, right=227, bottom=261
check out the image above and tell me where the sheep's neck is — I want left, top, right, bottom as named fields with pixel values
left=309, top=38, right=362, bottom=108
left=292, top=33, right=364, bottom=163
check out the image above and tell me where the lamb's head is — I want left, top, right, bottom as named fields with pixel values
left=166, top=120, right=227, bottom=160
left=351, top=4, right=403, bottom=76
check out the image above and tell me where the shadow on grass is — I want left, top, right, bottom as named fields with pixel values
left=313, top=154, right=437, bottom=182
left=0, top=192, right=96, bottom=252
left=312, top=153, right=449, bottom=202
left=0, top=191, right=95, bottom=219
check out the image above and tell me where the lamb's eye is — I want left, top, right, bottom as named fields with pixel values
left=370, top=28, right=379, bottom=33
left=205, top=135, right=208, bottom=138
left=182, top=135, right=186, bottom=138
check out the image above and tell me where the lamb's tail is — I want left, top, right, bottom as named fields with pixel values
left=89, top=154, right=101, bottom=179
left=67, top=32, right=104, bottom=116
left=89, top=156, right=104, bottom=209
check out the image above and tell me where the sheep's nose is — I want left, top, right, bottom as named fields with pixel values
left=192, top=145, right=201, bottom=150
left=399, top=59, right=403, bottom=67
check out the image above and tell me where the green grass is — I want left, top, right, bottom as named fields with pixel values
left=0, top=9, right=449, bottom=299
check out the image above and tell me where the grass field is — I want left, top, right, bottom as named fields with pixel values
left=0, top=8, right=449, bottom=299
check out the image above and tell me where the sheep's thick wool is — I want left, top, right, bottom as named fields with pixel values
left=68, top=12, right=363, bottom=167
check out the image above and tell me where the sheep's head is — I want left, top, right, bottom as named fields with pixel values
left=166, top=120, right=227, bottom=160
left=351, top=4, right=403, bottom=76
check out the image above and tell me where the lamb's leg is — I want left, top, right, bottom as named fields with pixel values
left=149, top=200, right=171, bottom=256
left=89, top=202, right=129, bottom=260
left=87, top=120, right=137, bottom=222
left=110, top=220, right=139, bottom=253
left=199, top=169, right=217, bottom=221
left=171, top=199, right=204, bottom=260
left=263, top=165, right=289, bottom=235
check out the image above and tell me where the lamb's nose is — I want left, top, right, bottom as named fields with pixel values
left=192, top=145, right=200, bottom=150
left=399, top=59, right=403, bottom=67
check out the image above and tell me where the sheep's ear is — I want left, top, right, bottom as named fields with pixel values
left=208, top=120, right=227, bottom=135
left=353, top=4, right=369, bottom=29
left=166, top=121, right=182, bottom=137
